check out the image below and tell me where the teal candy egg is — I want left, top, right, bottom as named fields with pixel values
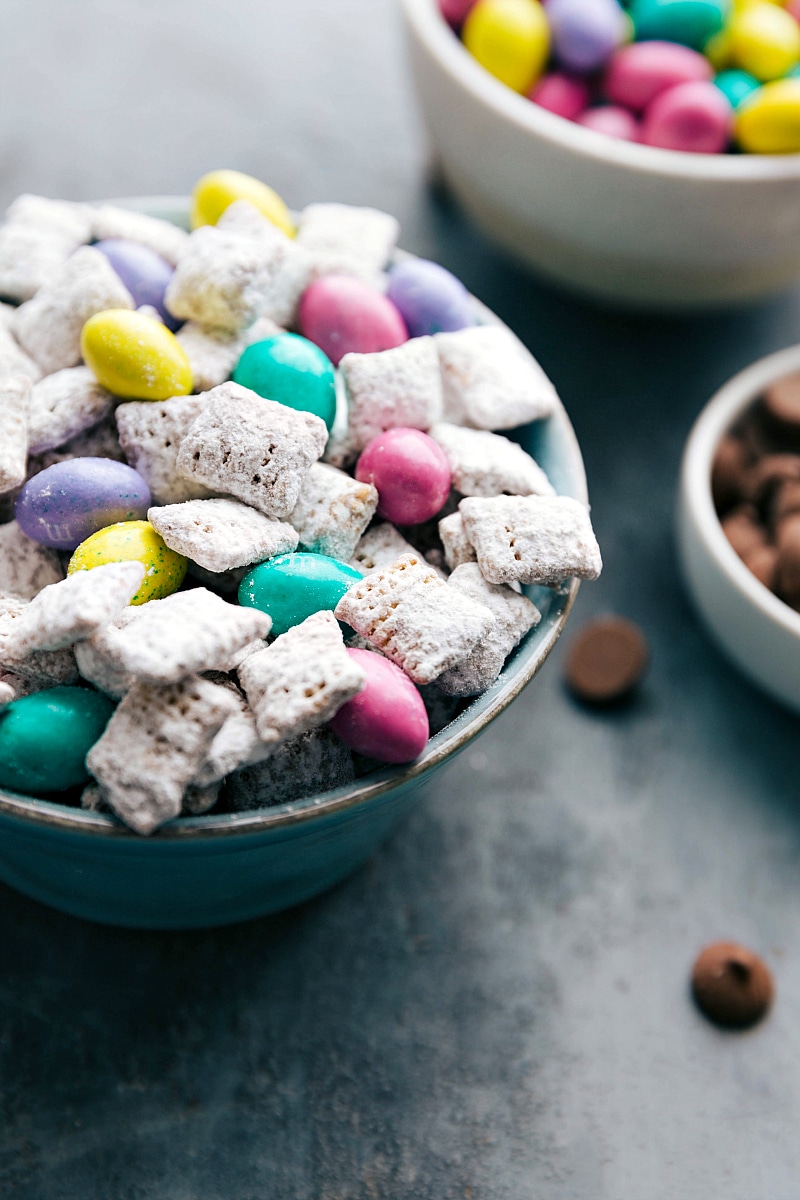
left=238, top=552, right=362, bottom=636
left=714, top=69, right=761, bottom=109
left=233, top=333, right=337, bottom=431
left=0, top=686, right=115, bottom=795
left=630, top=0, right=730, bottom=49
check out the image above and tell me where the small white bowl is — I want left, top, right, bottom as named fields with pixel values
left=677, top=344, right=800, bottom=712
left=401, top=0, right=800, bottom=309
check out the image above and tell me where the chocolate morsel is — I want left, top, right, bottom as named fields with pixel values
left=564, top=616, right=649, bottom=705
left=691, top=941, right=774, bottom=1028
left=763, top=371, right=800, bottom=447
left=711, top=434, right=752, bottom=514
left=742, top=543, right=778, bottom=591
left=720, top=504, right=766, bottom=560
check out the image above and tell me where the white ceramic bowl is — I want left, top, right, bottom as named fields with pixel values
left=677, top=344, right=800, bottom=712
left=401, top=0, right=800, bottom=309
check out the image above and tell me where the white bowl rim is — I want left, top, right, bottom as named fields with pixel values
left=680, top=342, right=800, bottom=643
left=402, top=0, right=800, bottom=182
left=0, top=195, right=587, bottom=841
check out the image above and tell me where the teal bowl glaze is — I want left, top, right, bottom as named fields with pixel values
left=0, top=198, right=588, bottom=929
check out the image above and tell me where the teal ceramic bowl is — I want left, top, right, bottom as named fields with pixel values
left=0, top=198, right=588, bottom=929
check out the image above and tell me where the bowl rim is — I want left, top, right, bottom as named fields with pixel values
left=0, top=195, right=587, bottom=841
left=680, top=342, right=800, bottom=641
left=401, top=0, right=800, bottom=182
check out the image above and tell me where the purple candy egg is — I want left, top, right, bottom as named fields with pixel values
left=547, top=0, right=626, bottom=74
left=386, top=259, right=475, bottom=339
left=94, top=239, right=180, bottom=331
left=15, top=458, right=152, bottom=551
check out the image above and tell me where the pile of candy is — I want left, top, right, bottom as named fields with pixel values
left=0, top=169, right=601, bottom=835
left=441, top=0, right=800, bottom=153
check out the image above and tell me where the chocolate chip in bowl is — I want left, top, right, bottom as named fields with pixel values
left=0, top=174, right=599, bottom=927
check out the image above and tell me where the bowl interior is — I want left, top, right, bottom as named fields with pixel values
left=0, top=196, right=588, bottom=839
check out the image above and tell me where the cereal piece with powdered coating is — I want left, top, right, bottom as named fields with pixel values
left=225, top=726, right=356, bottom=812
left=0, top=323, right=42, bottom=383
left=6, top=195, right=94, bottom=245
left=351, top=523, right=419, bottom=574
left=148, top=497, right=298, bottom=573
left=438, top=511, right=477, bottom=571
left=460, top=494, right=602, bottom=586
left=436, top=563, right=541, bottom=695
left=79, top=587, right=272, bottom=687
left=176, top=382, right=328, bottom=519
left=238, top=610, right=366, bottom=745
left=334, top=552, right=495, bottom=685
left=90, top=205, right=189, bottom=266
left=436, top=326, right=557, bottom=430
left=429, top=422, right=554, bottom=498
left=192, top=690, right=273, bottom=787
left=175, top=313, right=281, bottom=392
left=12, top=246, right=134, bottom=374
left=27, top=412, right=126, bottom=477
left=0, top=669, right=47, bottom=700
left=27, top=366, right=115, bottom=455
left=86, top=676, right=239, bottom=835
left=290, top=463, right=378, bottom=561
left=340, top=337, right=442, bottom=451
left=296, top=203, right=399, bottom=273
left=182, top=781, right=222, bottom=816
left=0, top=679, right=15, bottom=710
left=0, top=521, right=64, bottom=599
left=80, top=783, right=110, bottom=813
left=0, top=197, right=93, bottom=304
left=0, top=376, right=29, bottom=494
left=0, top=596, right=77, bottom=685
left=0, top=302, right=14, bottom=326
left=164, top=226, right=288, bottom=332
left=115, top=393, right=215, bottom=505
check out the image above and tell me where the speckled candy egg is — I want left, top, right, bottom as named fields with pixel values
left=94, top=239, right=180, bottom=331
left=15, top=458, right=152, bottom=551
left=385, top=260, right=476, bottom=338
left=68, top=520, right=187, bottom=604
left=0, top=686, right=115, bottom=795
left=329, top=649, right=430, bottom=764
left=355, top=428, right=452, bottom=526
left=233, top=333, right=337, bottom=430
left=298, top=276, right=408, bottom=366
left=81, top=309, right=192, bottom=401
left=238, top=552, right=363, bottom=636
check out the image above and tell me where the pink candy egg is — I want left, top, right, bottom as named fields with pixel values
left=603, top=41, right=713, bottom=112
left=355, top=428, right=452, bottom=526
left=529, top=71, right=591, bottom=120
left=329, top=649, right=430, bottom=764
left=438, top=0, right=478, bottom=27
left=298, top=276, right=408, bottom=367
left=577, top=105, right=640, bottom=141
left=640, top=81, right=732, bottom=154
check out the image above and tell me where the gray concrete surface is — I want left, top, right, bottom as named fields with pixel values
left=2, top=2, right=800, bottom=1196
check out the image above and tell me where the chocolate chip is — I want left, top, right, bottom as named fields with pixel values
left=771, top=478, right=800, bottom=528
left=776, top=512, right=800, bottom=603
left=691, top=942, right=774, bottom=1028
left=564, top=616, right=648, bottom=705
left=764, top=371, right=800, bottom=447
left=750, top=453, right=800, bottom=508
left=721, top=504, right=766, bottom=559
left=711, top=435, right=752, bottom=514
left=742, top=543, right=778, bottom=591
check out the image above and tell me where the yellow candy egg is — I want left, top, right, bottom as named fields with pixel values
left=81, top=310, right=192, bottom=401
left=736, top=77, right=800, bottom=150
left=191, top=169, right=294, bottom=237
left=463, top=0, right=550, bottom=94
left=705, top=29, right=732, bottom=70
left=729, top=3, right=800, bottom=80
left=68, top=521, right=187, bottom=605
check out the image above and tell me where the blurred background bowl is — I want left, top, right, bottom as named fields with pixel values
left=678, top=343, right=800, bottom=712
left=401, top=0, right=800, bottom=310
left=0, top=196, right=589, bottom=931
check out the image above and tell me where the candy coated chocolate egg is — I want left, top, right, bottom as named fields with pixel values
left=714, top=68, right=761, bottom=108
left=329, top=649, right=430, bottom=764
left=0, top=686, right=115, bottom=795
left=191, top=169, right=294, bottom=237
left=629, top=0, right=730, bottom=50
left=385, top=260, right=475, bottom=338
left=736, top=77, right=800, bottom=150
left=68, top=520, right=187, bottom=604
left=729, top=3, right=800, bottom=81
left=577, top=105, right=641, bottom=140
left=233, top=333, right=337, bottom=430
left=603, top=41, right=713, bottom=110
left=15, top=458, right=151, bottom=551
left=355, top=429, right=452, bottom=526
left=463, top=0, right=550, bottom=93
left=94, top=239, right=180, bottom=331
left=298, top=276, right=408, bottom=367
left=641, top=80, right=732, bottom=151
left=530, top=72, right=591, bottom=119
left=547, top=0, right=626, bottom=73
left=81, top=309, right=192, bottom=400
left=238, top=552, right=363, bottom=637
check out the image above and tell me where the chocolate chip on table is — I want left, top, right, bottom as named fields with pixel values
left=691, top=941, right=774, bottom=1028
left=564, top=616, right=648, bottom=705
